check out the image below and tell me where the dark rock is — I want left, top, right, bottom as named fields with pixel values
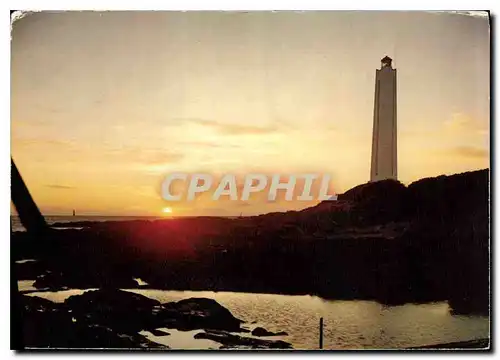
left=22, top=294, right=59, bottom=313
left=21, top=295, right=165, bottom=349
left=160, top=297, right=243, bottom=332
left=194, top=330, right=292, bottom=349
left=65, top=289, right=160, bottom=311
left=16, top=260, right=46, bottom=281
left=62, top=290, right=245, bottom=335
left=337, top=179, right=408, bottom=226
left=251, top=327, right=288, bottom=337
left=449, top=296, right=490, bottom=317
left=64, top=289, right=161, bottom=334
left=33, top=270, right=139, bottom=291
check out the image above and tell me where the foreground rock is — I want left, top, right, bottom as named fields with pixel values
left=160, top=297, right=244, bottom=332
left=33, top=270, right=139, bottom=291
left=195, top=330, right=292, bottom=349
left=65, top=289, right=161, bottom=334
left=21, top=295, right=165, bottom=349
left=251, top=327, right=288, bottom=337
left=21, top=289, right=289, bottom=349
left=65, top=290, right=245, bottom=333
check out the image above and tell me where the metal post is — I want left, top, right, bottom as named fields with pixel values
left=319, top=317, right=324, bottom=349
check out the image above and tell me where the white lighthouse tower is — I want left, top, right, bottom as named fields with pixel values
left=370, top=56, right=397, bottom=182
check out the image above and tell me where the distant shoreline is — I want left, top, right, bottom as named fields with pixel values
left=11, top=215, right=242, bottom=218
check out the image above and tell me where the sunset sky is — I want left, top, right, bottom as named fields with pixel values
left=11, top=11, right=490, bottom=216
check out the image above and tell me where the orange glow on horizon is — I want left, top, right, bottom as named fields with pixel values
left=10, top=12, right=490, bottom=217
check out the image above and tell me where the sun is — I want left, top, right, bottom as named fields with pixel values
left=162, top=207, right=173, bottom=214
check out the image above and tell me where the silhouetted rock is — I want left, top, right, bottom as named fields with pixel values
left=65, top=289, right=161, bottom=334
left=66, top=289, right=160, bottom=312
left=63, top=290, right=246, bottom=334
left=21, top=291, right=252, bottom=348
left=251, top=327, right=288, bottom=337
left=21, top=295, right=165, bottom=349
left=22, top=294, right=60, bottom=313
left=33, top=269, right=139, bottom=290
left=16, top=260, right=46, bottom=280
left=160, top=297, right=243, bottom=332
left=337, top=179, right=408, bottom=226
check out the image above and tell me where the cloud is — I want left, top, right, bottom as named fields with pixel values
left=12, top=118, right=51, bottom=127
left=183, top=118, right=279, bottom=135
left=45, top=184, right=76, bottom=190
left=106, top=147, right=184, bottom=165
left=403, top=114, right=489, bottom=143
left=451, top=146, right=489, bottom=159
left=12, top=137, right=76, bottom=149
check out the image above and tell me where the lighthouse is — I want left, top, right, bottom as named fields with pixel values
left=370, top=56, right=397, bottom=182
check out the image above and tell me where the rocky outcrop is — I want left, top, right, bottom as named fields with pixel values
left=33, top=269, right=139, bottom=290
left=194, top=330, right=292, bottom=349
left=21, top=295, right=164, bottom=349
left=64, top=290, right=245, bottom=334
left=21, top=290, right=289, bottom=349
left=65, top=289, right=161, bottom=334
left=160, top=297, right=244, bottom=332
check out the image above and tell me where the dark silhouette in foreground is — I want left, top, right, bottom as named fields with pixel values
left=11, top=158, right=49, bottom=350
left=11, top=159, right=48, bottom=235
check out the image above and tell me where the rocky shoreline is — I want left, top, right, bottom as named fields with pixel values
left=13, top=169, right=490, bottom=349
